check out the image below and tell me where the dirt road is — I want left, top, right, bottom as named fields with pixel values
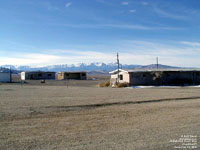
left=0, top=82, right=199, bottom=149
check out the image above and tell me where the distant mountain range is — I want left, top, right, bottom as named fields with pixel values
left=0, top=62, right=182, bottom=74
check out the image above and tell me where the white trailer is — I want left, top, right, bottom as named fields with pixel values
left=0, top=72, right=11, bottom=82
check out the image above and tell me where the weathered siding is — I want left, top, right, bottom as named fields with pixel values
left=0, top=73, right=10, bottom=82
left=129, top=71, right=200, bottom=85
left=110, top=70, right=200, bottom=86
left=119, top=72, right=130, bottom=83
left=57, top=72, right=87, bottom=80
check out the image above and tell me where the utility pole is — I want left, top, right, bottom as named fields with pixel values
left=156, top=57, right=158, bottom=69
left=117, top=52, right=120, bottom=84
left=10, top=65, right=12, bottom=83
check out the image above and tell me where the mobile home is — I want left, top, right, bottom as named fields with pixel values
left=109, top=69, right=200, bottom=86
left=57, top=72, right=87, bottom=80
left=21, top=71, right=56, bottom=80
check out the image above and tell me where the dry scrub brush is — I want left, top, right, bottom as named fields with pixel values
left=115, top=83, right=129, bottom=88
left=98, top=80, right=110, bottom=87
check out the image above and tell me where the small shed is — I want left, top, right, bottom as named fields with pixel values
left=0, top=72, right=11, bottom=82
left=21, top=71, right=56, bottom=80
left=57, top=72, right=87, bottom=80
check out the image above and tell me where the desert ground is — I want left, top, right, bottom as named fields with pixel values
left=0, top=80, right=199, bottom=150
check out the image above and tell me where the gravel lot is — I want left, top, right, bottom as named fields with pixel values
left=0, top=80, right=199, bottom=150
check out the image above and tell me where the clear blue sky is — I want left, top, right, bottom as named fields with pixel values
left=0, top=0, right=200, bottom=67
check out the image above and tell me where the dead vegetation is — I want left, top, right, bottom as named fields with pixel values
left=98, top=80, right=110, bottom=87
left=98, top=81, right=129, bottom=88
left=115, top=82, right=129, bottom=88
left=0, top=83, right=200, bottom=150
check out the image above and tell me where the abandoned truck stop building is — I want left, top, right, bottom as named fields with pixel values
left=109, top=69, right=200, bottom=86
left=57, top=72, right=87, bottom=80
left=0, top=72, right=11, bottom=82
left=21, top=71, right=56, bottom=80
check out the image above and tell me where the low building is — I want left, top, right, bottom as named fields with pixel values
left=57, top=72, right=87, bottom=80
left=109, top=69, right=200, bottom=86
left=0, top=72, right=11, bottom=82
left=21, top=71, right=56, bottom=80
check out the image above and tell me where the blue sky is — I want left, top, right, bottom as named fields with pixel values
left=0, top=0, right=200, bottom=67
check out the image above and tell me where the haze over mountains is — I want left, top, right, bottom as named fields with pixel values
left=0, top=62, right=182, bottom=74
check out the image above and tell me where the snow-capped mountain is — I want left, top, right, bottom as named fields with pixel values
left=0, top=62, right=181, bottom=73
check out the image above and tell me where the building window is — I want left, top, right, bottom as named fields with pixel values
left=38, top=73, right=42, bottom=77
left=120, top=75, right=123, bottom=80
left=48, top=74, right=52, bottom=77
left=82, top=73, right=86, bottom=76
left=167, top=73, right=170, bottom=77
left=143, top=74, right=146, bottom=77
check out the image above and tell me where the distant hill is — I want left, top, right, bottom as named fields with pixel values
left=138, top=64, right=181, bottom=69
left=0, top=62, right=182, bottom=73
left=88, top=71, right=109, bottom=75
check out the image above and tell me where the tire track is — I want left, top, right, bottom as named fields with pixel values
left=45, top=96, right=200, bottom=112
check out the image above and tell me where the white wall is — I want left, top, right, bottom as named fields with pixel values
left=21, top=72, right=25, bottom=80
left=0, top=73, right=10, bottom=82
left=110, top=72, right=130, bottom=83
left=119, top=72, right=130, bottom=83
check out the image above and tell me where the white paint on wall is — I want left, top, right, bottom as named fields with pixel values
left=110, top=71, right=130, bottom=83
left=21, top=72, right=25, bottom=80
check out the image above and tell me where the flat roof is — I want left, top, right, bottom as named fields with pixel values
left=0, top=72, right=10, bottom=73
left=22, top=71, right=56, bottom=73
left=58, top=71, right=87, bottom=73
left=109, top=68, right=200, bottom=74
left=127, top=69, right=200, bottom=72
